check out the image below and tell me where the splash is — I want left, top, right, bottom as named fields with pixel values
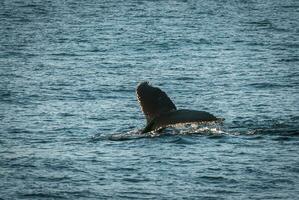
left=91, top=121, right=227, bottom=142
left=91, top=129, right=162, bottom=142
left=168, top=121, right=227, bottom=135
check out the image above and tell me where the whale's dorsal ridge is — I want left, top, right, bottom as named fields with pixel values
left=136, top=81, right=177, bottom=123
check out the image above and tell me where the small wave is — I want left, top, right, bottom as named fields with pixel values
left=21, top=193, right=64, bottom=199
left=59, top=113, right=76, bottom=117
left=243, top=135, right=265, bottom=140
left=198, top=175, right=230, bottom=182
left=107, top=133, right=148, bottom=141
left=281, top=5, right=299, bottom=9
left=49, top=53, right=82, bottom=57
left=91, top=129, right=151, bottom=142
left=245, top=19, right=273, bottom=28
left=249, top=128, right=299, bottom=136
left=246, top=82, right=287, bottom=89
left=246, top=42, right=265, bottom=46
left=278, top=58, right=299, bottom=63
left=175, top=76, right=195, bottom=81
left=122, top=177, right=151, bottom=183
left=167, top=137, right=196, bottom=144
left=271, top=136, right=294, bottom=141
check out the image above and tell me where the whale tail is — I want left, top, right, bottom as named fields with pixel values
left=136, top=82, right=219, bottom=133
left=136, top=82, right=177, bottom=123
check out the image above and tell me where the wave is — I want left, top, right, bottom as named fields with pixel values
left=90, top=117, right=299, bottom=143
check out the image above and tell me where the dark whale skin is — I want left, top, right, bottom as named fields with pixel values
left=142, top=109, right=218, bottom=133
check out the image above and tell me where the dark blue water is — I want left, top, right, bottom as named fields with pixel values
left=1, top=0, right=299, bottom=199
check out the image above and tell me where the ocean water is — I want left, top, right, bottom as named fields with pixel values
left=1, top=0, right=299, bottom=199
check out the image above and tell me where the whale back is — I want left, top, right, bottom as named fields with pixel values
left=136, top=82, right=177, bottom=123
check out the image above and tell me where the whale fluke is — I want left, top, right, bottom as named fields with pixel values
left=136, top=82, right=220, bottom=133
left=136, top=82, right=177, bottom=123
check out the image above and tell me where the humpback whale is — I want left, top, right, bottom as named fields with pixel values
left=136, top=82, right=220, bottom=133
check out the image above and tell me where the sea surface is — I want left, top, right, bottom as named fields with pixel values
left=1, top=0, right=299, bottom=199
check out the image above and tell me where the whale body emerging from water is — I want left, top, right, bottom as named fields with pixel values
left=136, top=82, right=220, bottom=133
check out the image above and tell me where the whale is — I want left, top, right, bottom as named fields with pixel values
left=136, top=82, right=221, bottom=133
